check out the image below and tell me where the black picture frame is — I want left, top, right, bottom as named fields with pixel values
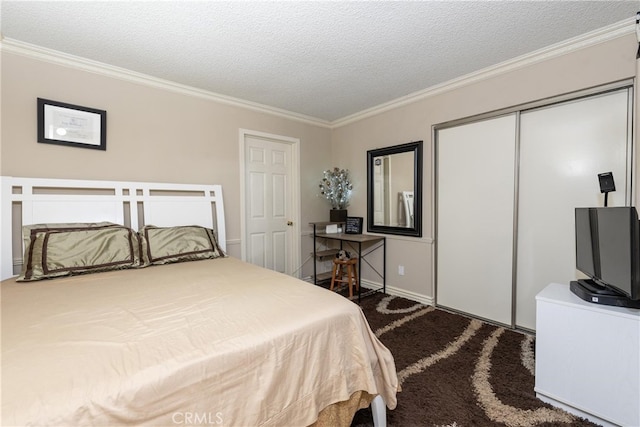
left=37, top=98, right=107, bottom=151
left=345, top=216, right=363, bottom=234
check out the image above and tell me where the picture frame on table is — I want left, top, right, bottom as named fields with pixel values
left=345, top=216, right=363, bottom=234
left=37, top=98, right=107, bottom=151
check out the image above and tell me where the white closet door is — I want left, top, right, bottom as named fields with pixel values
left=437, top=114, right=517, bottom=326
left=516, top=90, right=631, bottom=330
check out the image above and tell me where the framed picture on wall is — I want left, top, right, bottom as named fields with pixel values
left=37, top=98, right=107, bottom=150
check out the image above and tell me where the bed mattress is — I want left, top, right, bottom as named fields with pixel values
left=1, top=257, right=397, bottom=426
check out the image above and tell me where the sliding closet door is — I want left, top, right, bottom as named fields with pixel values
left=515, top=90, right=631, bottom=330
left=436, top=114, right=517, bottom=326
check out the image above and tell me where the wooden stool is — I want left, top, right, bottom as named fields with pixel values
left=330, top=257, right=359, bottom=298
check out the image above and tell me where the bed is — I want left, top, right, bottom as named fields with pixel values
left=1, top=176, right=398, bottom=427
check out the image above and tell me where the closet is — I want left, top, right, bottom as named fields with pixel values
left=435, top=84, right=633, bottom=330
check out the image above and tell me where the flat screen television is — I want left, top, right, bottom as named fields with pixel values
left=572, top=207, right=640, bottom=308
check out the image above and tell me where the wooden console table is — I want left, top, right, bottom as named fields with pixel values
left=310, top=222, right=386, bottom=301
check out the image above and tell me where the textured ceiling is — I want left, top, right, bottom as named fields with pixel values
left=1, top=1, right=639, bottom=122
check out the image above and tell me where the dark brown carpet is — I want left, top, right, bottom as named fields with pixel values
left=346, top=292, right=601, bottom=427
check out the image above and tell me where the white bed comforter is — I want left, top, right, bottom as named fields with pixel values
left=1, top=257, right=397, bottom=426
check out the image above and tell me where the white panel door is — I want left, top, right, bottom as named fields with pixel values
left=245, top=136, right=293, bottom=273
left=516, top=90, right=631, bottom=330
left=437, top=114, right=517, bottom=326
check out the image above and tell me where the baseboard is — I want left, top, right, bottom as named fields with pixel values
left=303, top=275, right=434, bottom=306
left=361, top=279, right=433, bottom=306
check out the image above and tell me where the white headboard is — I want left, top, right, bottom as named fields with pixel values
left=1, top=177, right=226, bottom=281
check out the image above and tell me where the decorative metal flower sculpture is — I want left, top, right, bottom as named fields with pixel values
left=319, top=167, right=353, bottom=209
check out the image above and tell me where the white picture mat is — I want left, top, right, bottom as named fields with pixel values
left=44, top=104, right=102, bottom=146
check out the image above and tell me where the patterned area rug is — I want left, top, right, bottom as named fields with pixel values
left=349, top=292, right=600, bottom=427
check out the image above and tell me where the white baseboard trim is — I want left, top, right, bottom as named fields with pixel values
left=361, top=279, right=433, bottom=306
left=301, top=275, right=434, bottom=306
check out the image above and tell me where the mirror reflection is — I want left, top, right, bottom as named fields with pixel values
left=372, top=152, right=415, bottom=227
left=367, top=141, right=422, bottom=237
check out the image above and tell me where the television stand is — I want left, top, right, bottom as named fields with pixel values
left=536, top=283, right=640, bottom=427
left=570, top=280, right=640, bottom=309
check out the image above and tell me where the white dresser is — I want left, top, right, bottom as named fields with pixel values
left=535, top=283, right=640, bottom=427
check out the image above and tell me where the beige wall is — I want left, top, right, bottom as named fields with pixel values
left=332, top=34, right=638, bottom=301
left=1, top=52, right=332, bottom=269
left=2, top=33, right=638, bottom=295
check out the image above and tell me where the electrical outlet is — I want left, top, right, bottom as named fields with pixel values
left=398, top=265, right=405, bottom=276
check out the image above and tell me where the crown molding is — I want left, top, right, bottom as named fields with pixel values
left=331, top=17, right=636, bottom=128
left=1, top=16, right=635, bottom=130
left=0, top=36, right=332, bottom=129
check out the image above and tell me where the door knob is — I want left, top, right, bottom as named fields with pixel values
left=287, top=221, right=293, bottom=226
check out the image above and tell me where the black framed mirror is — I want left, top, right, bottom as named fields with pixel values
left=367, top=141, right=423, bottom=237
